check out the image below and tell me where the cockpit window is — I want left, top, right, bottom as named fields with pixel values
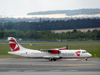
left=82, top=51, right=87, bottom=53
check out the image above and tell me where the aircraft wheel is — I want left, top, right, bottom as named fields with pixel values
left=85, top=58, right=88, bottom=61
left=53, top=58, right=56, bottom=61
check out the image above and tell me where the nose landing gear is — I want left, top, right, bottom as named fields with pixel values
left=85, top=58, right=88, bottom=61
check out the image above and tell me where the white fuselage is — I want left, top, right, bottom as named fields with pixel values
left=8, top=49, right=92, bottom=59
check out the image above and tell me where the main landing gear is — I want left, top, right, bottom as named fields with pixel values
left=49, top=58, right=57, bottom=61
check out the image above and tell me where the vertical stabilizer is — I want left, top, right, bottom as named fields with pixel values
left=8, top=37, right=25, bottom=52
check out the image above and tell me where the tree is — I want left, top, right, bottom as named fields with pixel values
left=73, top=29, right=77, bottom=33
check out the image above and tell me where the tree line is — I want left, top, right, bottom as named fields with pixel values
left=0, top=18, right=100, bottom=31
left=0, top=29, right=100, bottom=40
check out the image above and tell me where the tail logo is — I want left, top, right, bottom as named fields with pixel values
left=75, top=51, right=81, bottom=56
left=9, top=38, right=20, bottom=51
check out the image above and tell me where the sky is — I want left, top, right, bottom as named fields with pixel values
left=0, top=0, right=100, bottom=16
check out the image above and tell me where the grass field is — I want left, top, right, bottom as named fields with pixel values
left=0, top=45, right=100, bottom=58
left=0, top=40, right=100, bottom=44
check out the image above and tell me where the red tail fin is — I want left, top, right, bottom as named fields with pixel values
left=8, top=37, right=20, bottom=51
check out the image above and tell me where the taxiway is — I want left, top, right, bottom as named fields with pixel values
left=0, top=58, right=100, bottom=72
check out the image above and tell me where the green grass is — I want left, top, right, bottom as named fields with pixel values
left=0, top=40, right=100, bottom=44
left=0, top=45, right=100, bottom=58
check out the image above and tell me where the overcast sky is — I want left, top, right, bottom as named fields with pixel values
left=0, top=0, right=100, bottom=16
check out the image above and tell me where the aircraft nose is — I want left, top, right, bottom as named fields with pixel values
left=89, top=53, right=92, bottom=57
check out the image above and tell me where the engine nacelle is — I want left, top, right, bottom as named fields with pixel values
left=48, top=49, right=60, bottom=54
left=59, top=48, right=67, bottom=50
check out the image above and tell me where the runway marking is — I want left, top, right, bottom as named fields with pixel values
left=64, top=64, right=95, bottom=66
left=31, top=64, right=96, bottom=67
left=0, top=63, right=96, bottom=67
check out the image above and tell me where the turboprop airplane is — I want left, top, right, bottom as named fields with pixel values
left=8, top=37, right=92, bottom=61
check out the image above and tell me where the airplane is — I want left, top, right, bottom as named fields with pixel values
left=8, top=37, right=92, bottom=61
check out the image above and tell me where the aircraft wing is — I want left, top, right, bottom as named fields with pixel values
left=40, top=45, right=68, bottom=51
left=39, top=45, right=68, bottom=54
left=40, top=49, right=60, bottom=54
